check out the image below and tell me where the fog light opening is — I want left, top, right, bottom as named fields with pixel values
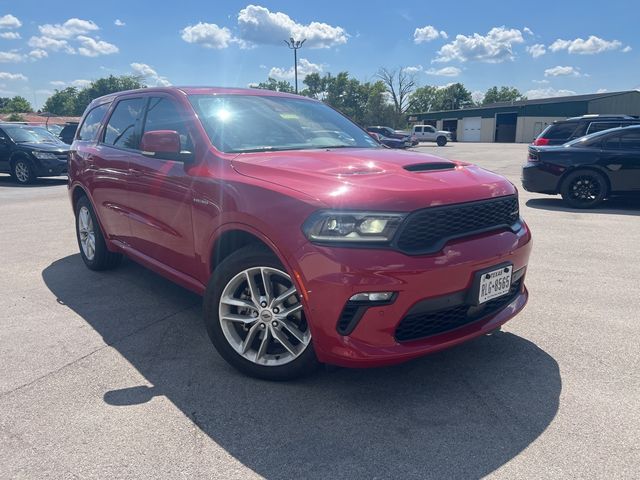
left=349, top=291, right=394, bottom=302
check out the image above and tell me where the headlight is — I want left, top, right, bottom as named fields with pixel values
left=302, top=211, right=406, bottom=243
left=32, top=151, right=59, bottom=160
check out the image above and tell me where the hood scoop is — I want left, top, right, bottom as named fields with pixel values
left=404, top=162, right=456, bottom=172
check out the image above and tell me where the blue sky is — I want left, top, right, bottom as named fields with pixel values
left=1, top=0, right=638, bottom=109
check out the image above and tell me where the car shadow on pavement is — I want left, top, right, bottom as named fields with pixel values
left=43, top=255, right=561, bottom=480
left=526, top=197, right=640, bottom=216
left=0, top=175, right=67, bottom=188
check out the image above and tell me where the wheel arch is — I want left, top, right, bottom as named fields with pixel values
left=209, top=226, right=284, bottom=274
left=9, top=151, right=33, bottom=168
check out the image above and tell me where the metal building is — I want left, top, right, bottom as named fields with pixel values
left=408, top=90, right=640, bottom=143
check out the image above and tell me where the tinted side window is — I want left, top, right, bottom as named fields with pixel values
left=587, top=122, right=620, bottom=134
left=77, top=104, right=109, bottom=141
left=543, top=122, right=579, bottom=140
left=619, top=130, right=640, bottom=150
left=415, top=127, right=422, bottom=133
left=103, top=98, right=145, bottom=149
left=602, top=134, right=620, bottom=150
left=143, top=97, right=193, bottom=151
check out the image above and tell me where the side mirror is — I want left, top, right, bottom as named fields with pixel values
left=140, top=130, right=192, bottom=162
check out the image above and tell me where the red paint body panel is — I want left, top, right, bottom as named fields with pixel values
left=68, top=87, right=532, bottom=368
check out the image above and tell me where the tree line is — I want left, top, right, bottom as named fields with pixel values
left=38, top=69, right=525, bottom=129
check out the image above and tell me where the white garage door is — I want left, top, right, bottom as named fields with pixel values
left=462, top=117, right=482, bottom=142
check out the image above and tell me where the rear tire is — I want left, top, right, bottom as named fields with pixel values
left=560, top=170, right=608, bottom=209
left=436, top=136, right=447, bottom=147
left=204, top=245, right=320, bottom=380
left=12, top=158, right=34, bottom=185
left=75, top=195, right=122, bottom=270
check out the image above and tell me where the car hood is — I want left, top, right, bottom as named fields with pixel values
left=231, top=148, right=515, bottom=210
left=18, top=142, right=68, bottom=152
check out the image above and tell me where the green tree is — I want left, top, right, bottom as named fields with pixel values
left=3, top=96, right=32, bottom=113
left=408, top=85, right=439, bottom=113
left=6, top=112, right=25, bottom=121
left=42, top=87, right=79, bottom=116
left=254, top=77, right=295, bottom=93
left=74, top=75, right=145, bottom=114
left=482, top=86, right=526, bottom=105
left=432, top=83, right=473, bottom=111
left=376, top=67, right=417, bottom=127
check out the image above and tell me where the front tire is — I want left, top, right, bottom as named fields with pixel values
left=560, top=170, right=608, bottom=208
left=204, top=246, right=319, bottom=380
left=436, top=136, right=447, bottom=147
left=12, top=158, right=34, bottom=184
left=75, top=196, right=122, bottom=270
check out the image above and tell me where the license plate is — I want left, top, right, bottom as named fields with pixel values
left=478, top=265, right=512, bottom=304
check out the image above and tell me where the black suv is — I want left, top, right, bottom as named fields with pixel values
left=533, top=114, right=640, bottom=146
left=0, top=124, right=70, bottom=184
left=59, top=122, right=79, bottom=144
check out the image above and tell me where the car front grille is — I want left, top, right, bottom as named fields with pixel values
left=394, top=277, right=523, bottom=343
left=395, top=195, right=519, bottom=254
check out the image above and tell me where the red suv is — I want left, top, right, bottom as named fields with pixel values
left=68, top=87, right=532, bottom=380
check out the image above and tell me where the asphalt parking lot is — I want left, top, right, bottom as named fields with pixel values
left=1, top=142, right=638, bottom=479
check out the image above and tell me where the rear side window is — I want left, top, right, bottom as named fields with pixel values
left=619, top=130, right=640, bottom=150
left=143, top=97, right=193, bottom=151
left=414, top=126, right=423, bottom=133
left=587, top=122, right=620, bottom=134
left=77, top=104, right=109, bottom=141
left=542, top=122, right=579, bottom=140
left=103, top=98, right=145, bottom=149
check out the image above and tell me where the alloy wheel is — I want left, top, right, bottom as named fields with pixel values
left=219, top=266, right=311, bottom=366
left=78, top=206, right=96, bottom=261
left=569, top=175, right=601, bottom=203
left=14, top=161, right=30, bottom=183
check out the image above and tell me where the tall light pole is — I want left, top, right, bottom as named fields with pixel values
left=284, top=37, right=306, bottom=94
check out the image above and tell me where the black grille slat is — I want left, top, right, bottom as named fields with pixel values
left=395, top=279, right=522, bottom=342
left=395, top=196, right=519, bottom=254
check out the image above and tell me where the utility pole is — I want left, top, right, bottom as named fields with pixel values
left=284, top=37, right=306, bottom=94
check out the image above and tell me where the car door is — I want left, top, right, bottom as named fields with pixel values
left=424, top=125, right=437, bottom=141
left=599, top=129, right=640, bottom=192
left=0, top=127, right=11, bottom=173
left=125, top=94, right=198, bottom=275
left=79, top=99, right=143, bottom=243
left=414, top=126, right=423, bottom=140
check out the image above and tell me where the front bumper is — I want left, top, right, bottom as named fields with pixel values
left=522, top=163, right=561, bottom=194
left=33, top=157, right=68, bottom=177
left=293, top=221, right=532, bottom=367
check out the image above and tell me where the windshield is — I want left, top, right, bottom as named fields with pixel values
left=189, top=94, right=379, bottom=153
left=3, top=125, right=62, bottom=143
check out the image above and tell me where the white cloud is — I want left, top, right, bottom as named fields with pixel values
left=413, top=25, right=447, bottom=44
left=526, top=43, right=546, bottom=58
left=114, top=19, right=126, bottom=27
left=544, top=65, right=582, bottom=77
left=434, top=26, right=524, bottom=63
left=0, top=14, right=21, bottom=29
left=403, top=65, right=423, bottom=74
left=49, top=79, right=91, bottom=88
left=525, top=87, right=576, bottom=99
left=130, top=62, right=171, bottom=86
left=0, top=32, right=20, bottom=40
left=0, top=50, right=24, bottom=62
left=39, top=18, right=99, bottom=39
left=549, top=35, right=623, bottom=55
left=596, top=88, right=608, bottom=93
left=471, top=90, right=484, bottom=103
left=622, top=45, right=632, bottom=53
left=532, top=79, right=549, bottom=84
left=237, top=5, right=348, bottom=48
left=268, top=58, right=322, bottom=80
left=425, top=66, right=461, bottom=77
left=0, top=71, right=27, bottom=81
left=35, top=89, right=53, bottom=95
left=50, top=80, right=66, bottom=87
left=523, top=27, right=534, bottom=35
left=181, top=22, right=234, bottom=49
left=28, top=49, right=48, bottom=60
left=28, top=36, right=74, bottom=53
left=76, top=35, right=118, bottom=57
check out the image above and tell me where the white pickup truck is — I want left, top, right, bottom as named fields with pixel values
left=411, top=125, right=452, bottom=146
